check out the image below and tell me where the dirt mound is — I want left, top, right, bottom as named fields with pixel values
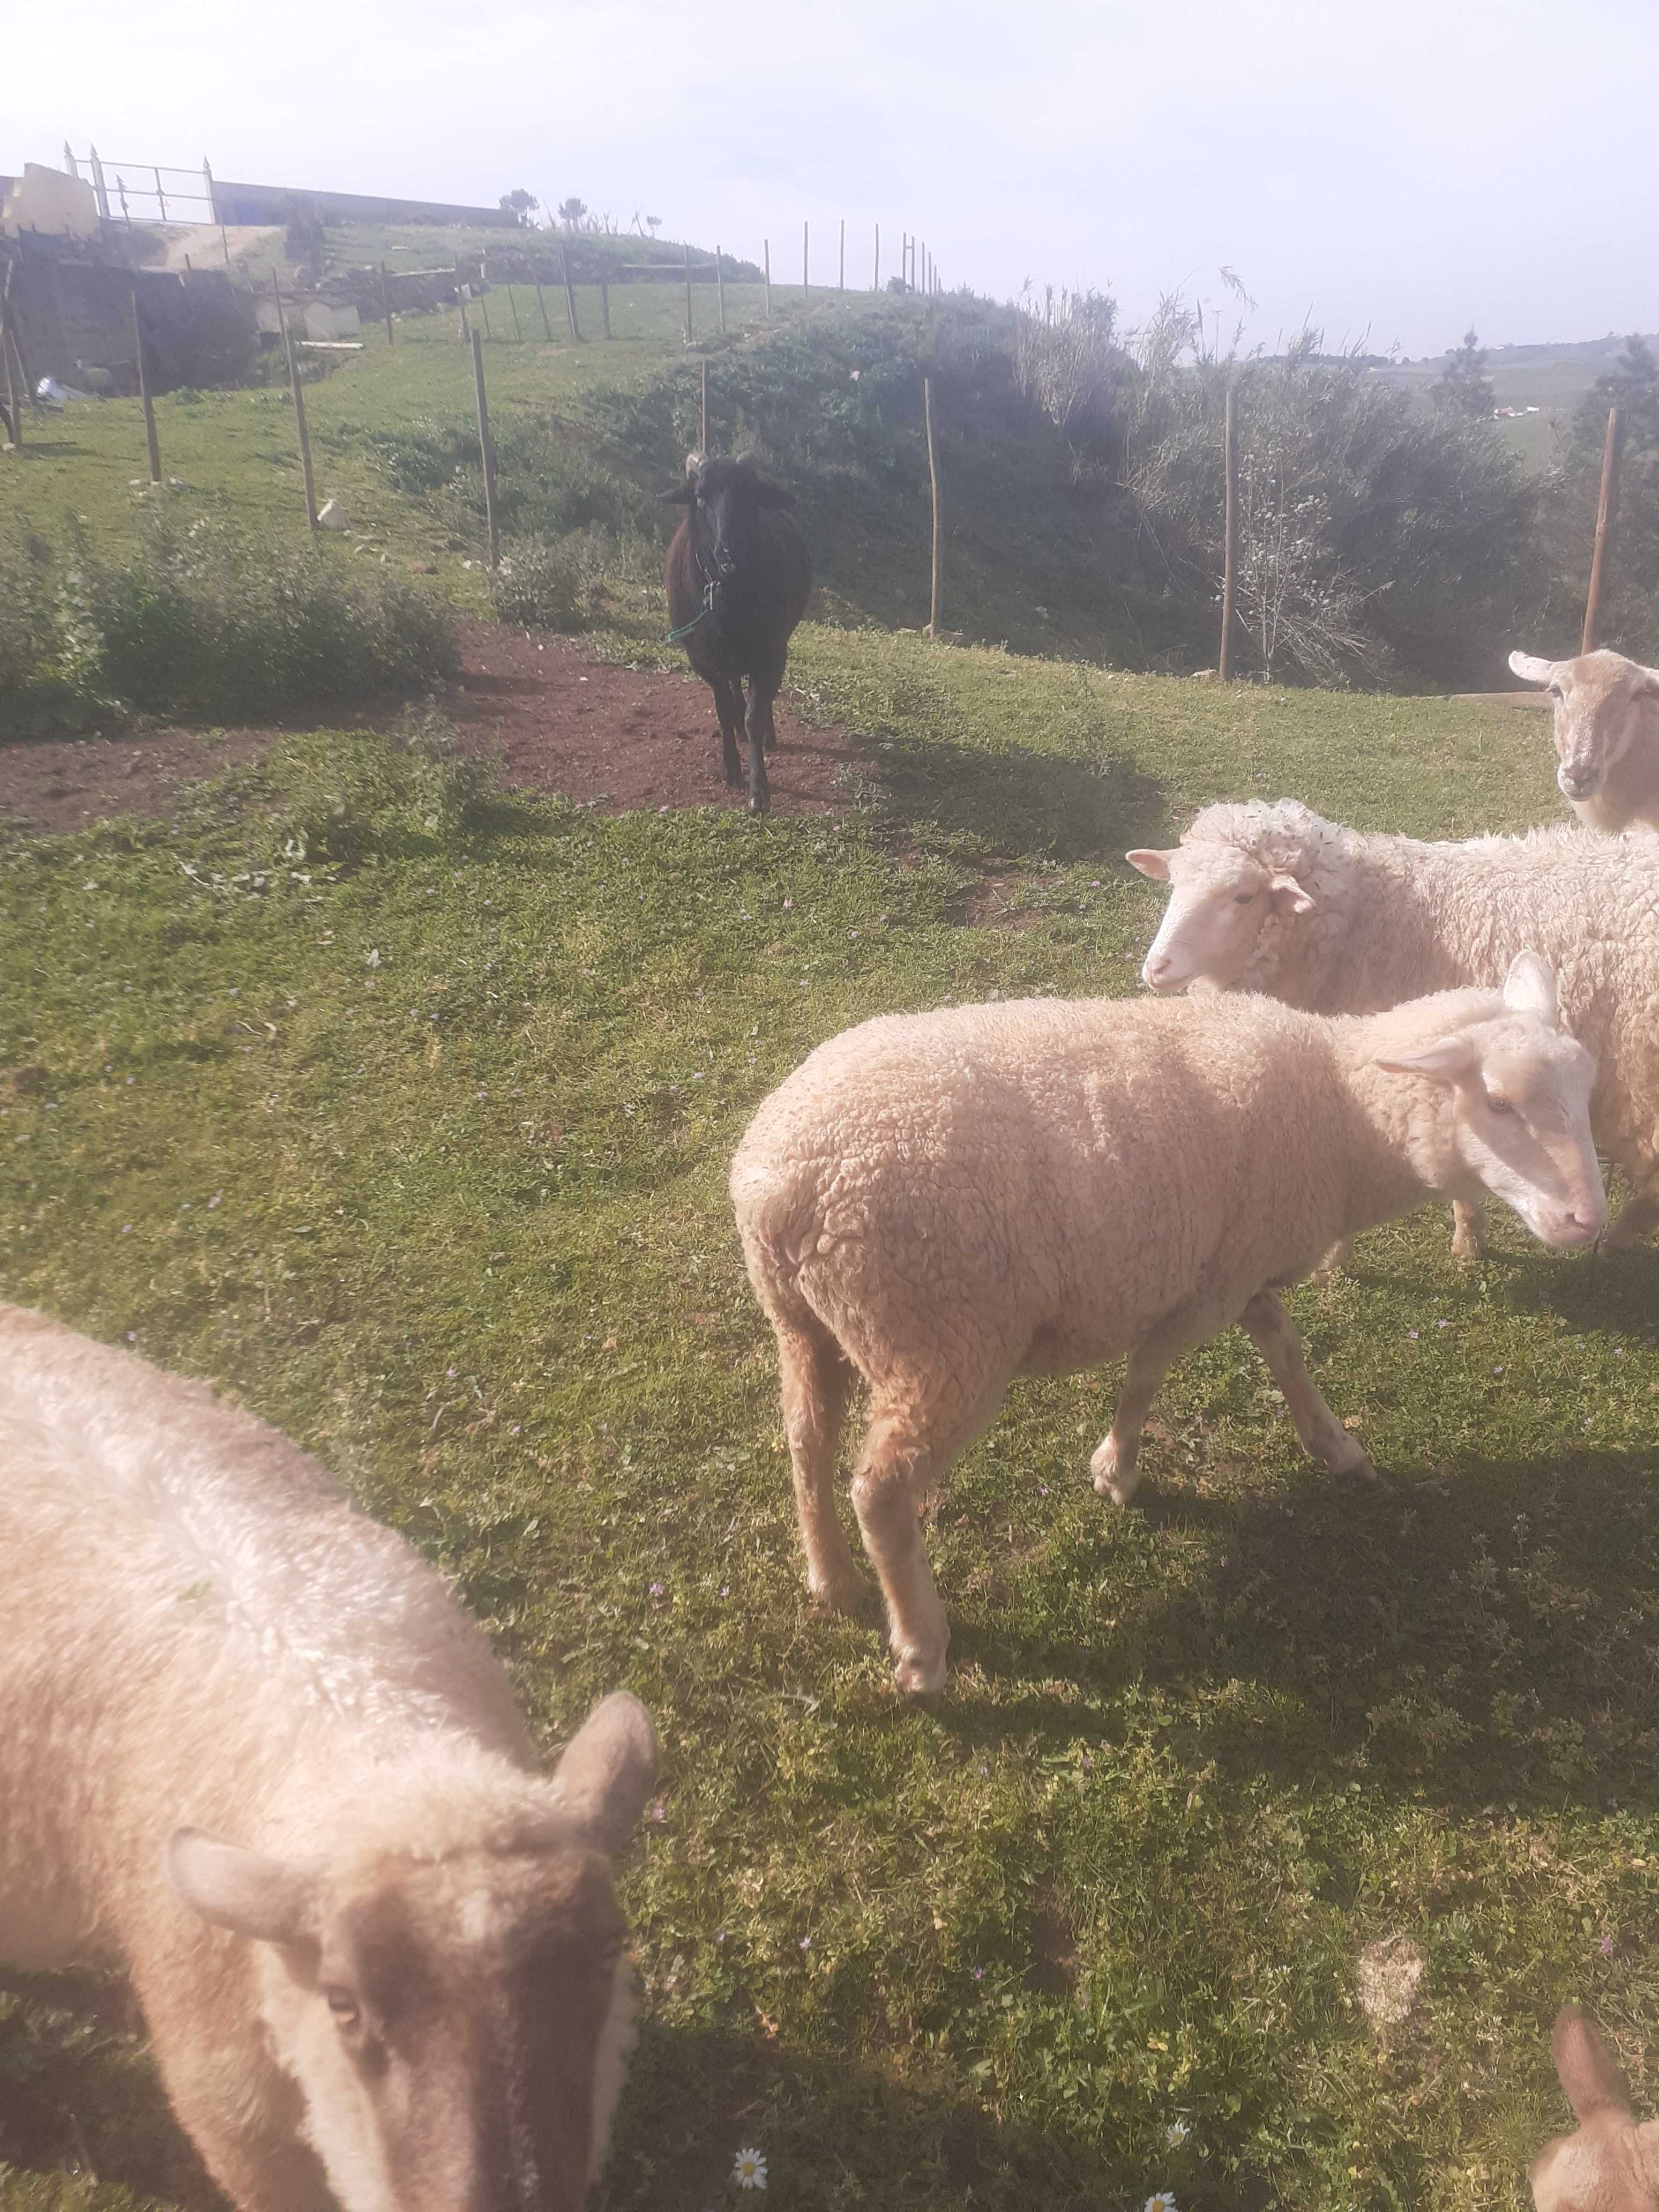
left=0, top=622, right=870, bottom=836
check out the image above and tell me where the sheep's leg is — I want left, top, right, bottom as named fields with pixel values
left=1090, top=1335, right=1184, bottom=1505
left=1312, top=1236, right=1353, bottom=1282
left=1449, top=1198, right=1487, bottom=1262
left=742, top=679, right=773, bottom=814
left=1238, top=1289, right=1373, bottom=1476
left=1605, top=1183, right=1659, bottom=1250
left=711, top=672, right=745, bottom=790
left=850, top=1386, right=998, bottom=1699
left=775, top=1321, right=869, bottom=1617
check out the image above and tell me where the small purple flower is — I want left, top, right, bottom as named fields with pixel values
left=715, top=1930, right=727, bottom=1944
left=973, top=1965, right=984, bottom=1981
left=652, top=1803, right=666, bottom=1824
left=1599, top=1934, right=1616, bottom=1955
left=649, top=1581, right=666, bottom=1600
left=121, top=1223, right=132, bottom=1235
left=798, top=1935, right=811, bottom=1951
left=509, top=1423, right=521, bottom=1436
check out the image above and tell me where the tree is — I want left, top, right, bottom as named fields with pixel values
left=1540, top=335, right=1659, bottom=649
left=556, top=197, right=589, bottom=231
left=1431, top=328, right=1496, bottom=419
left=498, top=189, right=539, bottom=228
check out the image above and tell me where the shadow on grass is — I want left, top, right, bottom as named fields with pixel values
left=872, top=732, right=1169, bottom=861
left=936, top=1435, right=1659, bottom=1818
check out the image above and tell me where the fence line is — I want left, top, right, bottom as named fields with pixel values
left=1581, top=407, right=1621, bottom=654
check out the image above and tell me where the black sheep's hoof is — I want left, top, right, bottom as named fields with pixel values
left=749, top=794, right=770, bottom=816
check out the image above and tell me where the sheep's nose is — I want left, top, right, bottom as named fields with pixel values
left=1141, top=953, right=1171, bottom=990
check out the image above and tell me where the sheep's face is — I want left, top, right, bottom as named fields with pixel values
left=1127, top=842, right=1313, bottom=992
left=1377, top=954, right=1604, bottom=1249
left=664, top=454, right=795, bottom=580
left=1509, top=648, right=1659, bottom=806
left=1530, top=2006, right=1659, bottom=2211
left=168, top=1693, right=656, bottom=2212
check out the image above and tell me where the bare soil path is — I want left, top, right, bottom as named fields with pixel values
left=0, top=623, right=870, bottom=835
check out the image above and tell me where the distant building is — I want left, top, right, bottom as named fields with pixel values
left=208, top=178, right=517, bottom=229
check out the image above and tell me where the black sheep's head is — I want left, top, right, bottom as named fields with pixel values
left=664, top=453, right=794, bottom=578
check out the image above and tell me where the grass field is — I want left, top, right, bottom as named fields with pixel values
left=2, top=627, right=1656, bottom=2211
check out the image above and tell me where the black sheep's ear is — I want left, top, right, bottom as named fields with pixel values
left=661, top=483, right=694, bottom=505
left=754, top=479, right=796, bottom=510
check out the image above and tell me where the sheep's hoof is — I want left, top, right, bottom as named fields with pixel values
left=1326, top=1435, right=1376, bottom=1479
left=1449, top=1232, right=1485, bottom=1264
left=893, top=1646, right=948, bottom=1700
left=1090, top=1438, right=1141, bottom=1506
left=1311, top=1238, right=1351, bottom=1283
left=748, top=796, right=770, bottom=816
left=810, top=1569, right=877, bottom=1621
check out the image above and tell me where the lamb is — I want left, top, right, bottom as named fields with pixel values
left=730, top=958, right=1601, bottom=1697
left=0, top=1303, right=659, bottom=2212
left=1531, top=2005, right=1659, bottom=2210
left=1509, top=646, right=1659, bottom=834
left=1129, top=799, right=1659, bottom=1253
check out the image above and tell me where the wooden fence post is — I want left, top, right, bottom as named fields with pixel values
left=531, top=260, right=552, bottom=340
left=2, top=286, right=23, bottom=449
left=470, top=326, right=499, bottom=570
left=700, top=358, right=708, bottom=454
left=1219, top=385, right=1238, bottom=679
left=506, top=281, right=522, bottom=341
left=455, top=261, right=470, bottom=342
left=873, top=221, right=880, bottom=291
left=599, top=267, right=611, bottom=339
left=559, top=242, right=581, bottom=341
left=131, top=286, right=161, bottom=485
left=923, top=374, right=942, bottom=637
left=715, top=243, right=726, bottom=334
left=380, top=261, right=394, bottom=346
left=1582, top=405, right=1623, bottom=654
left=683, top=241, right=693, bottom=342
left=477, top=273, right=491, bottom=340
left=764, top=238, right=772, bottom=320
left=839, top=217, right=845, bottom=291
left=274, top=279, right=316, bottom=530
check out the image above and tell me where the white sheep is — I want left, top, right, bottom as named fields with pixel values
left=0, top=1303, right=659, bottom=2212
left=1129, top=799, right=1659, bottom=1254
left=730, top=960, right=1601, bottom=1697
left=1530, top=2004, right=1659, bottom=2211
left=1509, top=646, right=1659, bottom=833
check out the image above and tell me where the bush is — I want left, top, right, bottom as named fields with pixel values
left=489, top=530, right=606, bottom=631
left=54, top=513, right=459, bottom=720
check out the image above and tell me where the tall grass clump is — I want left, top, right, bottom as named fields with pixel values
left=0, top=533, right=86, bottom=733
left=54, top=512, right=459, bottom=720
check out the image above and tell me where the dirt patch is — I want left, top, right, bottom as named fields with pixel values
left=0, top=622, right=872, bottom=836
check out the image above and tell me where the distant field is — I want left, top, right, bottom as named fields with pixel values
left=1370, top=333, right=1656, bottom=472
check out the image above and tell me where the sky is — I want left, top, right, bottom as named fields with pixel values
left=7, top=0, right=1655, bottom=359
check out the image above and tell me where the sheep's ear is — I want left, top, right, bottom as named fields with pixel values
left=1376, top=1035, right=1476, bottom=1086
left=549, top=1692, right=659, bottom=1854
left=754, top=479, right=796, bottom=510
left=1269, top=872, right=1316, bottom=916
left=1553, top=2004, right=1634, bottom=2122
left=1508, top=650, right=1557, bottom=685
left=168, top=1829, right=317, bottom=1945
left=1503, top=950, right=1559, bottom=1026
left=1124, top=849, right=1172, bottom=881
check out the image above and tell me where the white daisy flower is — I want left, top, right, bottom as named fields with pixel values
left=1145, top=2193, right=1178, bottom=2212
left=1166, top=2118, right=1192, bottom=2147
left=733, top=2146, right=768, bottom=2190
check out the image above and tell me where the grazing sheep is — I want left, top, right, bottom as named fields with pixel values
left=0, top=1304, right=659, bottom=2212
left=1129, top=799, right=1659, bottom=1253
left=1509, top=647, right=1659, bottom=833
left=731, top=959, right=1601, bottom=1697
left=663, top=452, right=813, bottom=816
left=1531, top=2004, right=1659, bottom=2211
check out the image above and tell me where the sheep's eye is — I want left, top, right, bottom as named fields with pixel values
left=1233, top=891, right=1257, bottom=906
left=325, top=1989, right=361, bottom=2027
left=1485, top=1094, right=1515, bottom=1117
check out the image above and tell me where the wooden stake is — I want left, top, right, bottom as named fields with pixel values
left=599, top=268, right=611, bottom=338
left=220, top=223, right=231, bottom=268
left=470, top=326, right=499, bottom=569
left=1219, top=386, right=1238, bottom=680
left=683, top=241, right=693, bottom=342
left=506, top=282, right=522, bottom=341
left=764, top=238, right=772, bottom=320
left=456, top=261, right=470, bottom=342
left=873, top=221, right=880, bottom=290
left=2, top=285, right=24, bottom=448
left=700, top=358, right=708, bottom=453
left=839, top=217, right=845, bottom=290
left=531, top=260, right=552, bottom=339
left=923, top=374, right=942, bottom=637
left=132, top=286, right=161, bottom=485
left=380, top=260, right=394, bottom=346
left=1582, top=405, right=1623, bottom=654
left=274, top=279, right=316, bottom=530
left=559, top=242, right=580, bottom=341
left=715, top=243, right=726, bottom=333
left=478, top=278, right=491, bottom=340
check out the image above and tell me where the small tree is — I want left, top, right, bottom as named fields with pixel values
left=1432, top=328, right=1496, bottom=419
left=557, top=197, right=589, bottom=231
left=498, top=189, right=539, bottom=228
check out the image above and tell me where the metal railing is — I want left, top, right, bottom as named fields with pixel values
left=64, top=146, right=216, bottom=226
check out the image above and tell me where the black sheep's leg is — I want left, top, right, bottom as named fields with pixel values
left=747, top=647, right=787, bottom=759
left=741, top=677, right=771, bottom=814
left=710, top=672, right=745, bottom=789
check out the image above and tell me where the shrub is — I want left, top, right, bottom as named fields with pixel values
left=56, top=513, right=459, bottom=720
left=489, top=530, right=606, bottom=631
left=263, top=712, right=495, bottom=864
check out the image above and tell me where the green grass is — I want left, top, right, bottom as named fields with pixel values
left=2, top=639, right=1656, bottom=2210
